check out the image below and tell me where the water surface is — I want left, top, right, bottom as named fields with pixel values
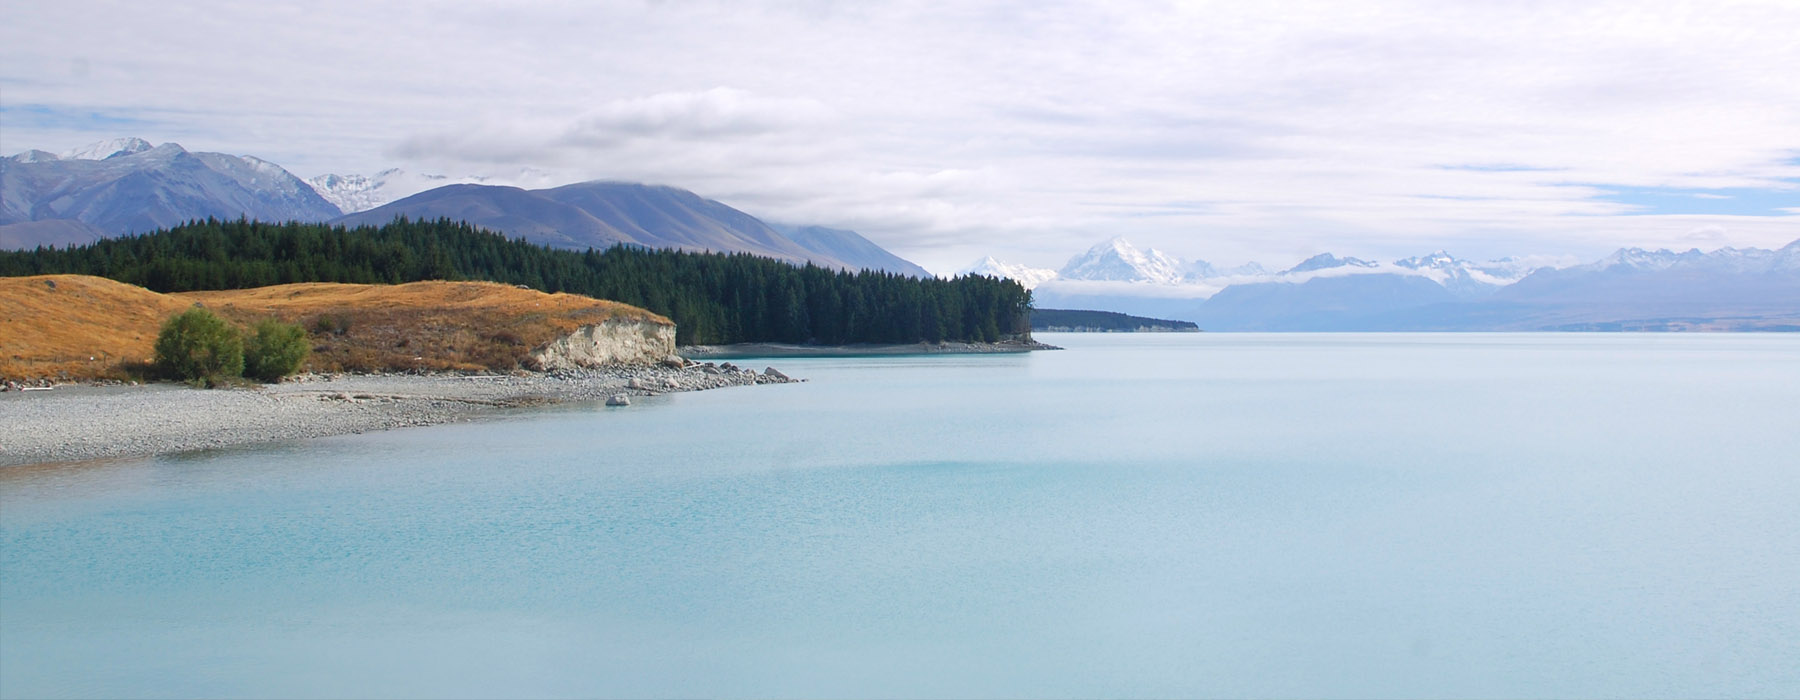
left=4, top=333, right=1797, bottom=698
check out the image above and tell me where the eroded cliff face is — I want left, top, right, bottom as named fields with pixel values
left=530, top=318, right=677, bottom=369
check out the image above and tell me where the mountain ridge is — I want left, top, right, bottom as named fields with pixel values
left=985, top=235, right=1800, bottom=331
left=4, top=139, right=932, bottom=278
left=2, top=139, right=341, bottom=241
left=335, top=180, right=929, bottom=276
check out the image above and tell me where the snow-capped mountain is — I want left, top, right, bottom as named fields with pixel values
left=1057, top=237, right=1187, bottom=284
left=1773, top=238, right=1800, bottom=273
left=1180, top=259, right=1219, bottom=280
left=1511, top=241, right=1800, bottom=290
left=1391, top=250, right=1538, bottom=297
left=1581, top=246, right=1710, bottom=273
left=1217, top=261, right=1269, bottom=277
left=989, top=235, right=1573, bottom=296
left=60, top=137, right=152, bottom=161
left=1283, top=253, right=1379, bottom=275
left=1557, top=243, right=1800, bottom=276
left=10, top=150, right=61, bottom=164
left=305, top=169, right=485, bottom=214
left=3, top=139, right=341, bottom=246
left=960, top=256, right=1059, bottom=289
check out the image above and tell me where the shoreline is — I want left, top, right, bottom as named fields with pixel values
left=679, top=339, right=1062, bottom=359
left=0, top=362, right=798, bottom=467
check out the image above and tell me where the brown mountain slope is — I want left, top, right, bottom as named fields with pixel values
left=1, top=275, right=670, bottom=380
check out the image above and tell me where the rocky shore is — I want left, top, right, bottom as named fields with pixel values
left=0, top=362, right=799, bottom=467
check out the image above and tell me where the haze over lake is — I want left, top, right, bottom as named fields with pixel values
left=3, top=333, right=1797, bottom=698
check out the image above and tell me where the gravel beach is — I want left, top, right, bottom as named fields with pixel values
left=679, top=339, right=1061, bottom=358
left=0, top=362, right=799, bottom=467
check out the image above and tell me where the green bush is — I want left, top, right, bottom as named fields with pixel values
left=153, top=307, right=244, bottom=384
left=244, top=318, right=310, bottom=382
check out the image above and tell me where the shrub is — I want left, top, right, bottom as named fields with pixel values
left=153, top=307, right=243, bottom=384
left=244, top=318, right=310, bottom=382
left=312, top=314, right=351, bottom=336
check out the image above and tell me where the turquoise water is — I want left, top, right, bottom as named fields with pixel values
left=3, top=333, right=1798, bottom=698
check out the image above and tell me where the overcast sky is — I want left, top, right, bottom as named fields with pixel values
left=4, top=0, right=1797, bottom=273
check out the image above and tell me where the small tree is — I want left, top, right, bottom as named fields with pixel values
left=153, top=307, right=243, bottom=385
left=243, top=318, right=310, bottom=382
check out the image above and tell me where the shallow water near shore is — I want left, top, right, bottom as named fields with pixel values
left=4, top=333, right=1798, bottom=698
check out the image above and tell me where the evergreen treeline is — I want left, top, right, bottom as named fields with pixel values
left=0, top=218, right=1032, bottom=346
left=1030, top=308, right=1199, bottom=332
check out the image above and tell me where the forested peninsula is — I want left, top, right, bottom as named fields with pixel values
left=0, top=218, right=1033, bottom=346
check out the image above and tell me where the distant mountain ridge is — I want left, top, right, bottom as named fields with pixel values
left=1462, top=239, right=1800, bottom=330
left=978, top=235, right=1800, bottom=331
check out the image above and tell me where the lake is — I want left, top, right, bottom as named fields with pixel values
left=3, top=333, right=1797, bottom=698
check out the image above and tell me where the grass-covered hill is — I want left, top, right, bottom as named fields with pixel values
left=0, top=274, right=667, bottom=379
left=0, top=217, right=1031, bottom=346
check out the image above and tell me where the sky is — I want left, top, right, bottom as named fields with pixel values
left=3, top=0, right=1798, bottom=274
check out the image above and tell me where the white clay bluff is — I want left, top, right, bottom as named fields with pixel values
left=529, top=317, right=685, bottom=370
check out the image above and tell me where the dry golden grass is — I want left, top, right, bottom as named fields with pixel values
left=0, top=275, right=193, bottom=380
left=0, top=275, right=670, bottom=380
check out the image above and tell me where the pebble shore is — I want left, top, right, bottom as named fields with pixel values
left=0, top=362, right=799, bottom=467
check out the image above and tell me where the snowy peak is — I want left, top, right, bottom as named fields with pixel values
left=1576, top=241, right=1800, bottom=275
left=1382, top=250, right=1516, bottom=296
left=8, top=149, right=61, bottom=163
left=305, top=169, right=478, bottom=214
left=61, top=137, right=153, bottom=161
left=1589, top=247, right=1707, bottom=273
left=1219, top=261, right=1269, bottom=277
left=1393, top=250, right=1458, bottom=271
left=1465, top=256, right=1560, bottom=284
left=1774, top=238, right=1800, bottom=272
left=1181, top=259, right=1218, bottom=281
left=1058, top=237, right=1186, bottom=284
left=961, top=256, right=1059, bottom=289
left=1283, top=253, right=1379, bottom=275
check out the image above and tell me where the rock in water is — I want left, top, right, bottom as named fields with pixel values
left=605, top=394, right=631, bottom=406
left=763, top=367, right=789, bottom=381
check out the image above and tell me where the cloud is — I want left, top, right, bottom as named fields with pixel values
left=3, top=0, right=1798, bottom=273
left=1681, top=225, right=1730, bottom=243
left=392, top=88, right=834, bottom=164
left=560, top=88, right=833, bottom=145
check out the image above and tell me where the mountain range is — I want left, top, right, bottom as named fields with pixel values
left=974, top=237, right=1800, bottom=331
left=1, top=138, right=927, bottom=277
left=9, top=138, right=1795, bottom=330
